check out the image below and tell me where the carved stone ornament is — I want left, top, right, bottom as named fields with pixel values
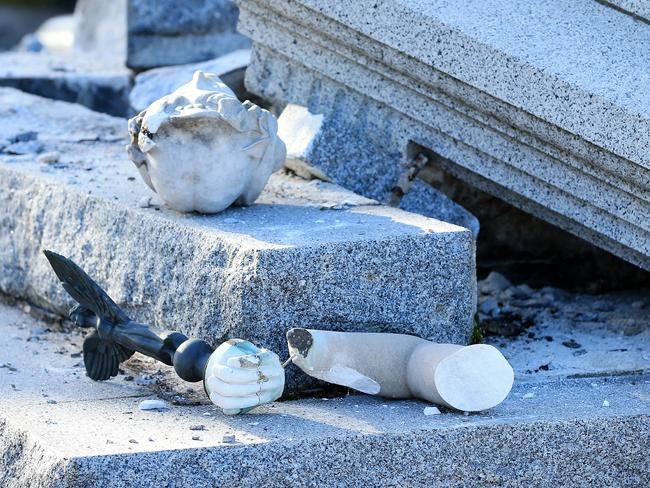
left=126, top=70, right=286, bottom=213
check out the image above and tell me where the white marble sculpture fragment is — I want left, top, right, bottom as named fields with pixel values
left=286, top=329, right=514, bottom=411
left=204, top=339, right=285, bottom=415
left=126, top=70, right=286, bottom=213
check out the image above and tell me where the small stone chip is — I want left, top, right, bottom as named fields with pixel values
left=423, top=406, right=441, bottom=416
left=37, top=152, right=60, bottom=164
left=522, top=392, right=535, bottom=399
left=189, top=424, right=206, bottom=431
left=192, top=435, right=202, bottom=441
left=603, top=400, right=610, bottom=407
left=222, top=434, right=237, bottom=443
left=138, top=399, right=169, bottom=411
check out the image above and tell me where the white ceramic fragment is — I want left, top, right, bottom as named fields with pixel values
left=127, top=70, right=286, bottom=213
left=204, top=339, right=285, bottom=415
left=286, top=328, right=514, bottom=412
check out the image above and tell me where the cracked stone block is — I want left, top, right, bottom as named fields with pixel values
left=0, top=88, right=476, bottom=390
left=237, top=0, right=650, bottom=271
left=277, top=104, right=480, bottom=236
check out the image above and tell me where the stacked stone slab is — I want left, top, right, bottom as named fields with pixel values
left=0, top=0, right=252, bottom=116
left=236, top=0, right=650, bottom=271
left=0, top=88, right=475, bottom=388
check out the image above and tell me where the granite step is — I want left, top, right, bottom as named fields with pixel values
left=0, top=88, right=475, bottom=390
left=1, top=299, right=648, bottom=487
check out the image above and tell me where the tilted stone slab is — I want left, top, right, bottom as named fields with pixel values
left=1, top=303, right=648, bottom=487
left=236, top=0, right=650, bottom=271
left=0, top=88, right=475, bottom=388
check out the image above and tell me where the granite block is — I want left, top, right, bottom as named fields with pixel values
left=277, top=104, right=480, bottom=236
left=237, top=0, right=650, bottom=270
left=0, top=89, right=475, bottom=388
left=127, top=0, right=251, bottom=69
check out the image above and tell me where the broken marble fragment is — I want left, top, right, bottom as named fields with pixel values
left=127, top=70, right=286, bottom=213
left=287, top=328, right=513, bottom=412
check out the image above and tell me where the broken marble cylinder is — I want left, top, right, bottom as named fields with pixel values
left=286, top=328, right=514, bottom=411
left=126, top=70, right=286, bottom=213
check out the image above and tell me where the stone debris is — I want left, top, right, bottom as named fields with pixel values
left=522, top=393, right=535, bottom=399
left=138, top=399, right=169, bottom=411
left=562, top=339, right=582, bottom=349
left=222, top=434, right=237, bottom=443
left=37, top=152, right=60, bottom=164
left=423, top=406, right=441, bottom=416
left=603, top=400, right=610, bottom=407
left=189, top=424, right=206, bottom=431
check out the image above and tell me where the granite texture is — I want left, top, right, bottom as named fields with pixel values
left=236, top=0, right=650, bottom=271
left=0, top=89, right=475, bottom=388
left=0, top=51, right=131, bottom=116
left=277, top=104, right=480, bottom=237
left=127, top=0, right=251, bottom=69
left=1, top=301, right=649, bottom=487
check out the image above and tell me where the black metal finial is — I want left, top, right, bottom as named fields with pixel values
left=43, top=250, right=214, bottom=382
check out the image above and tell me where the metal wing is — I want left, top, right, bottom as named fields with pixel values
left=43, top=250, right=130, bottom=325
left=82, top=330, right=135, bottom=380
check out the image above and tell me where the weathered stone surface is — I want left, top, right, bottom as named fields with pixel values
left=237, top=0, right=650, bottom=271
left=399, top=180, right=480, bottom=238
left=0, top=51, right=131, bottom=116
left=0, top=89, right=475, bottom=389
left=127, top=0, right=251, bottom=69
left=277, top=104, right=480, bottom=236
left=1, top=301, right=649, bottom=487
left=129, top=49, right=250, bottom=112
